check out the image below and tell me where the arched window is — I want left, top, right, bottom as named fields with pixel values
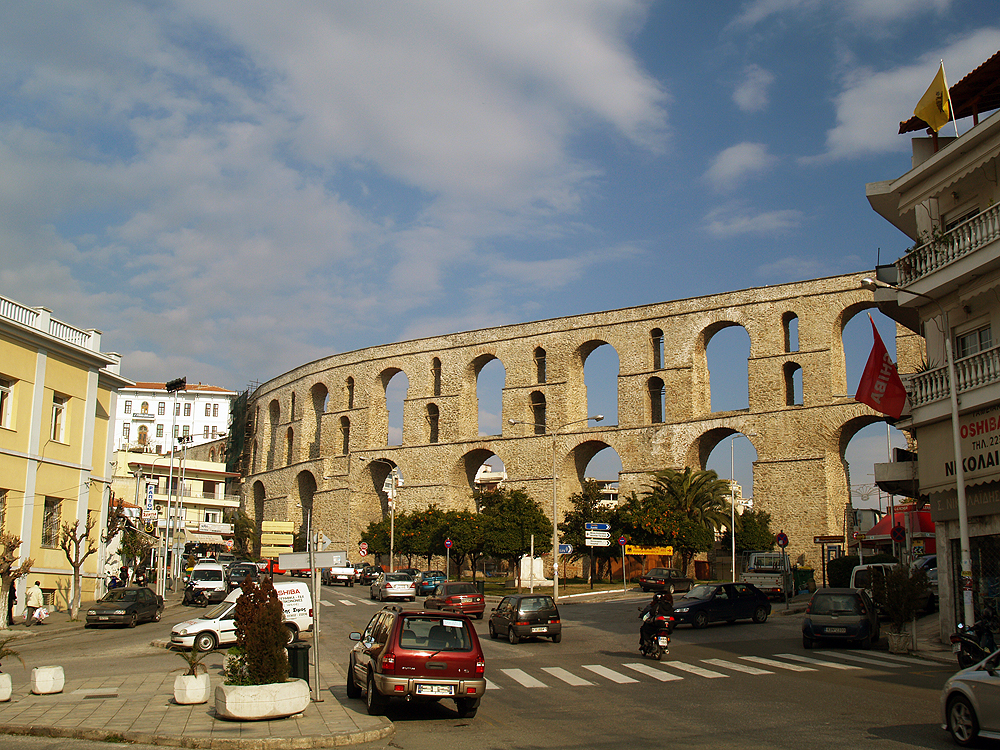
left=431, top=358, right=442, bottom=397
left=290, top=392, right=296, bottom=421
left=427, top=404, right=439, bottom=443
left=530, top=392, right=546, bottom=434
left=782, top=312, right=799, bottom=353
left=534, top=347, right=547, bottom=383
left=651, top=328, right=664, bottom=370
left=286, top=427, right=294, bottom=465
left=137, top=425, right=148, bottom=444
left=345, top=377, right=355, bottom=410
left=648, top=377, right=665, bottom=424
left=784, top=362, right=803, bottom=406
left=340, top=417, right=350, bottom=455
left=140, top=401, right=150, bottom=414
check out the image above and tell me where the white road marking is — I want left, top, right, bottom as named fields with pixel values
left=622, top=663, right=684, bottom=681
left=814, top=651, right=908, bottom=668
left=702, top=658, right=773, bottom=675
left=740, top=656, right=815, bottom=672
left=541, top=667, right=595, bottom=686
left=775, top=653, right=861, bottom=670
left=500, top=668, right=549, bottom=688
left=338, top=600, right=357, bottom=606
left=660, top=661, right=728, bottom=678
left=582, top=665, right=639, bottom=684
left=484, top=678, right=501, bottom=690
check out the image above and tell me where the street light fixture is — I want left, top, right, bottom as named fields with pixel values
left=508, top=415, right=604, bottom=603
left=860, top=277, right=972, bottom=626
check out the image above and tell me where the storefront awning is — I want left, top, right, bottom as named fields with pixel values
left=185, top=532, right=225, bottom=544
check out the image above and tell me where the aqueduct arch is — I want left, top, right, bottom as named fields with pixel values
left=241, top=272, right=923, bottom=568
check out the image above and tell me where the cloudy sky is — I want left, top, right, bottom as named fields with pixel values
left=3, top=1, right=998, bottom=499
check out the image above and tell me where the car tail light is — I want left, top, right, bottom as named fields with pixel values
left=858, top=601, right=868, bottom=616
left=549, top=618, right=560, bottom=624
left=381, top=651, right=395, bottom=674
left=515, top=621, right=529, bottom=626
left=475, top=657, right=485, bottom=675
left=446, top=596, right=458, bottom=605
left=309, top=607, right=313, bottom=617
left=804, top=601, right=812, bottom=615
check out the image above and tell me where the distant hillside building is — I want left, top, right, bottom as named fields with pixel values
left=114, top=382, right=237, bottom=454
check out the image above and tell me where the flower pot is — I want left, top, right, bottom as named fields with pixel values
left=0, top=672, right=11, bottom=701
left=174, top=672, right=211, bottom=704
left=214, top=679, right=310, bottom=721
left=31, top=665, right=64, bottom=694
left=887, top=631, right=909, bottom=654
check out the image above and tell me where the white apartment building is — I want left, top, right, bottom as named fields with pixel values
left=114, top=382, right=237, bottom=454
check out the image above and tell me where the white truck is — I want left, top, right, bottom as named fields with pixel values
left=319, top=550, right=355, bottom=586
left=739, top=551, right=792, bottom=599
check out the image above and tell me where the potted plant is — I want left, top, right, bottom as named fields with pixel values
left=873, top=565, right=929, bottom=654
left=0, top=635, right=24, bottom=701
left=215, top=577, right=308, bottom=720
left=173, top=648, right=211, bottom=704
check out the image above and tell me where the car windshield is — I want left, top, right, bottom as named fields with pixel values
left=811, top=594, right=862, bottom=615
left=519, top=596, right=555, bottom=612
left=201, top=601, right=233, bottom=620
left=101, top=590, right=138, bottom=602
left=191, top=569, right=223, bottom=582
left=684, top=584, right=715, bottom=599
left=398, top=615, right=472, bottom=651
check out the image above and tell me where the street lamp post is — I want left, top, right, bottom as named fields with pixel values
left=730, top=432, right=757, bottom=583
left=508, top=415, right=604, bottom=603
left=861, top=277, right=972, bottom=626
left=159, top=377, right=185, bottom=598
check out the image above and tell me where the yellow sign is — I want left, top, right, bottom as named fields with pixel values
left=261, top=533, right=294, bottom=546
left=260, top=545, right=294, bottom=558
left=262, top=521, right=295, bottom=533
left=626, top=545, right=673, bottom=556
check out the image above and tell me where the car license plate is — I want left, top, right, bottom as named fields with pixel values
left=98, top=616, right=109, bottom=620
left=825, top=627, right=846, bottom=634
left=416, top=684, right=454, bottom=696
left=531, top=626, right=547, bottom=633
left=953, top=643, right=962, bottom=653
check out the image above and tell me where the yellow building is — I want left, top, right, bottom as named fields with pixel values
left=0, top=294, right=132, bottom=610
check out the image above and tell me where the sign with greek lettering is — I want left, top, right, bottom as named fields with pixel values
left=919, top=405, right=1000, bottom=496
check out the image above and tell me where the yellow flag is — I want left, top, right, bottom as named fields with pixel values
left=913, top=63, right=951, bottom=132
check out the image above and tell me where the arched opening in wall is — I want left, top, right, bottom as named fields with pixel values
left=651, top=328, right=664, bottom=370
left=286, top=427, right=294, bottom=466
left=648, top=377, right=665, bottom=424
left=426, top=404, right=439, bottom=443
left=534, top=347, right=546, bottom=383
left=309, top=383, right=328, bottom=459
left=267, top=400, right=280, bottom=471
left=578, top=442, right=623, bottom=503
left=345, top=377, right=355, bottom=410
left=475, top=356, right=506, bottom=436
left=290, top=392, right=296, bottom=421
left=251, top=439, right=258, bottom=473
left=457, top=449, right=507, bottom=500
left=530, top=391, right=546, bottom=434
left=340, top=417, right=350, bottom=455
left=431, top=358, right=442, bottom=397
left=703, top=429, right=760, bottom=514
left=382, top=369, right=409, bottom=446
left=706, top=324, right=751, bottom=412
left=581, top=341, right=619, bottom=426
left=841, top=416, right=910, bottom=518
left=783, top=312, right=799, bottom=352
left=842, top=308, right=900, bottom=397
left=296, top=471, right=317, bottom=551
left=362, top=459, right=403, bottom=520
left=783, top=362, right=803, bottom=406
left=252, top=481, right=266, bottom=557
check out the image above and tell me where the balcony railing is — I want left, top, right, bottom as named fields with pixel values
left=897, top=204, right=1000, bottom=286
left=906, top=345, right=1000, bottom=408
left=0, top=294, right=98, bottom=350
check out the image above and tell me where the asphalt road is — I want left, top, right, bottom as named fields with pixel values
left=0, top=583, right=965, bottom=750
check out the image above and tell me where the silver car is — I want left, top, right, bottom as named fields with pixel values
left=370, top=571, right=416, bottom=602
left=941, top=647, right=1000, bottom=746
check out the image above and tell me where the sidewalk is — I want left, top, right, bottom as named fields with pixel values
left=0, top=593, right=393, bottom=749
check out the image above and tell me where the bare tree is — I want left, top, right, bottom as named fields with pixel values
left=0, top=533, right=34, bottom=629
left=103, top=490, right=130, bottom=547
left=60, top=515, right=98, bottom=620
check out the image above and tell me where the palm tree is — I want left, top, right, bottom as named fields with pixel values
left=646, top=467, right=733, bottom=534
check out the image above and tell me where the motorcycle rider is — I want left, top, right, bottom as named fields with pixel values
left=639, top=590, right=674, bottom=650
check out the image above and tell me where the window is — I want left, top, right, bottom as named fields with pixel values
left=123, top=423, right=130, bottom=440
left=205, top=403, right=212, bottom=417
left=427, top=405, right=439, bottom=443
left=212, top=426, right=218, bottom=438
left=782, top=312, right=799, bottom=353
left=174, top=402, right=180, bottom=417
left=42, top=497, right=61, bottom=547
left=124, top=400, right=132, bottom=414
left=204, top=510, right=221, bottom=524
left=173, top=425, right=179, bottom=439
left=51, top=394, right=66, bottom=442
left=0, top=378, right=13, bottom=429
left=651, top=329, right=664, bottom=370
left=182, top=426, right=190, bottom=438
left=138, top=425, right=148, bottom=444
left=957, top=325, right=992, bottom=359
left=530, top=391, right=546, bottom=434
left=648, top=377, right=665, bottom=424
left=158, top=402, right=165, bottom=415
left=184, top=403, right=191, bottom=417
left=204, top=426, right=210, bottom=438
left=534, top=347, right=546, bottom=383
left=341, top=417, right=350, bottom=454
left=0, top=490, right=6, bottom=530
left=346, top=377, right=355, bottom=410
left=432, top=358, right=442, bottom=397
left=156, top=424, right=164, bottom=438
left=140, top=401, right=149, bottom=414
left=213, top=404, right=219, bottom=418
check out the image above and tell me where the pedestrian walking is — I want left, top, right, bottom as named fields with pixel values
left=7, top=582, right=16, bottom=626
left=25, top=581, right=43, bottom=627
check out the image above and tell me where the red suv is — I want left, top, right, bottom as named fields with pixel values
left=347, top=606, right=486, bottom=717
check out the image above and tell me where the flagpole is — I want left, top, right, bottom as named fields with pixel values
left=941, top=60, right=960, bottom=139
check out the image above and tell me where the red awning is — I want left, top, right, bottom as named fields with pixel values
left=865, top=508, right=935, bottom=539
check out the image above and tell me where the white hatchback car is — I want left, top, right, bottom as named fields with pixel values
left=942, top=647, right=1000, bottom=745
left=370, top=571, right=416, bottom=602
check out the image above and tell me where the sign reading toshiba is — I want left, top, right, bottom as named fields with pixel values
left=921, top=404, right=1000, bottom=499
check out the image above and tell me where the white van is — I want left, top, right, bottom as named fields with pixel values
left=171, top=581, right=313, bottom=652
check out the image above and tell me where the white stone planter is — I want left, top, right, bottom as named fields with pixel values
left=0, top=672, right=12, bottom=701
left=214, top=679, right=310, bottom=721
left=174, top=672, right=212, bottom=704
left=31, top=665, right=64, bottom=694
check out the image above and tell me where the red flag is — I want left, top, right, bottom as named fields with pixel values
left=855, top=315, right=908, bottom=419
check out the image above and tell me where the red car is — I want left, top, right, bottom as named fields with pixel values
left=424, top=581, right=485, bottom=619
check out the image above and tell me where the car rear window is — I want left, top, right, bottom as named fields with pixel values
left=386, top=573, right=413, bottom=582
left=447, top=583, right=478, bottom=595
left=398, top=616, right=472, bottom=651
left=519, top=596, right=555, bottom=612
left=812, top=594, right=862, bottom=615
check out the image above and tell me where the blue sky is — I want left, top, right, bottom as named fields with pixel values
left=3, top=1, right=998, bottom=504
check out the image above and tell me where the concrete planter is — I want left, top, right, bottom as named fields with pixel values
left=31, top=665, right=64, bottom=694
left=214, top=679, right=309, bottom=721
left=0, top=672, right=11, bottom=701
left=887, top=631, right=909, bottom=654
left=174, top=672, right=212, bottom=705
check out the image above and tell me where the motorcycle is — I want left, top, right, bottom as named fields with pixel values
left=639, top=613, right=674, bottom=661
left=951, top=614, right=998, bottom=668
left=183, top=582, right=209, bottom=607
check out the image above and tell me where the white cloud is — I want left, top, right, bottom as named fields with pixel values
left=705, top=143, right=776, bottom=192
left=731, top=0, right=952, bottom=29
left=733, top=64, right=774, bottom=112
left=704, top=203, right=803, bottom=238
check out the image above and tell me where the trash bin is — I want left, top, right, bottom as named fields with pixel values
left=475, top=580, right=485, bottom=596
left=286, top=641, right=310, bottom=685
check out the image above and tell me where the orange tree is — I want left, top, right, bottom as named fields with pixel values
left=435, top=510, right=487, bottom=579
left=478, top=487, right=550, bottom=580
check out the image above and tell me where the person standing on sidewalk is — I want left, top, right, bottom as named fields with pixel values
left=25, top=581, right=43, bottom=627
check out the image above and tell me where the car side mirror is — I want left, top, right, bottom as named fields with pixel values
left=349, top=632, right=361, bottom=641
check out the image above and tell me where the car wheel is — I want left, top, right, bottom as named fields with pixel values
left=693, top=612, right=709, bottom=629
left=127, top=613, right=138, bottom=628
left=455, top=697, right=480, bottom=718
left=948, top=695, right=980, bottom=747
left=752, top=605, right=769, bottom=624
left=366, top=672, right=388, bottom=716
left=802, top=636, right=813, bottom=649
left=285, top=625, right=298, bottom=644
left=489, top=621, right=498, bottom=639
left=861, top=632, right=873, bottom=650
left=194, top=632, right=217, bottom=652
left=641, top=586, right=648, bottom=592
left=668, top=584, right=675, bottom=594
left=508, top=627, right=520, bottom=645
left=476, top=612, right=483, bottom=620
left=552, top=633, right=562, bottom=643
left=153, top=609, right=162, bottom=623
left=346, top=656, right=362, bottom=699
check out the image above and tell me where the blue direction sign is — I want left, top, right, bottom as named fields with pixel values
left=585, top=522, right=610, bottom=530
left=558, top=544, right=573, bottom=555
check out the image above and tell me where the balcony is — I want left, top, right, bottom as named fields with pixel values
left=906, top=345, right=1000, bottom=408
left=897, top=204, right=1000, bottom=286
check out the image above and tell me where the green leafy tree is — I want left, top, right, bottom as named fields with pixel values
left=119, top=528, right=152, bottom=570
left=225, top=577, right=289, bottom=685
left=359, top=517, right=391, bottom=566
left=478, top=487, right=550, bottom=580
left=559, top=481, right=620, bottom=582
left=407, top=506, right=447, bottom=567
left=646, top=467, right=732, bottom=532
left=719, top=509, right=776, bottom=553
left=438, top=510, right=487, bottom=579
left=872, top=565, right=929, bottom=634
left=226, top=510, right=255, bottom=559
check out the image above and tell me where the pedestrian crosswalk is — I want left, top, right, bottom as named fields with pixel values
left=483, top=650, right=921, bottom=690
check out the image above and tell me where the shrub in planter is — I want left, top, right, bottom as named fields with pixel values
left=872, top=565, right=929, bottom=637
left=223, top=577, right=288, bottom=686
left=173, top=647, right=211, bottom=704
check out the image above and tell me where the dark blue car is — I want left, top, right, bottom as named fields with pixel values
left=671, top=582, right=771, bottom=628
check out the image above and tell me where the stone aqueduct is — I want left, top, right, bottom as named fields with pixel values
left=242, top=272, right=922, bottom=570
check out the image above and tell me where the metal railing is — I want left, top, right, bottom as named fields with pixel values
left=906, top=345, right=1000, bottom=407
left=0, top=293, right=96, bottom=350
left=897, top=204, right=1000, bottom=286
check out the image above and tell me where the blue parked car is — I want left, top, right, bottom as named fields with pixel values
left=418, top=570, right=447, bottom=596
